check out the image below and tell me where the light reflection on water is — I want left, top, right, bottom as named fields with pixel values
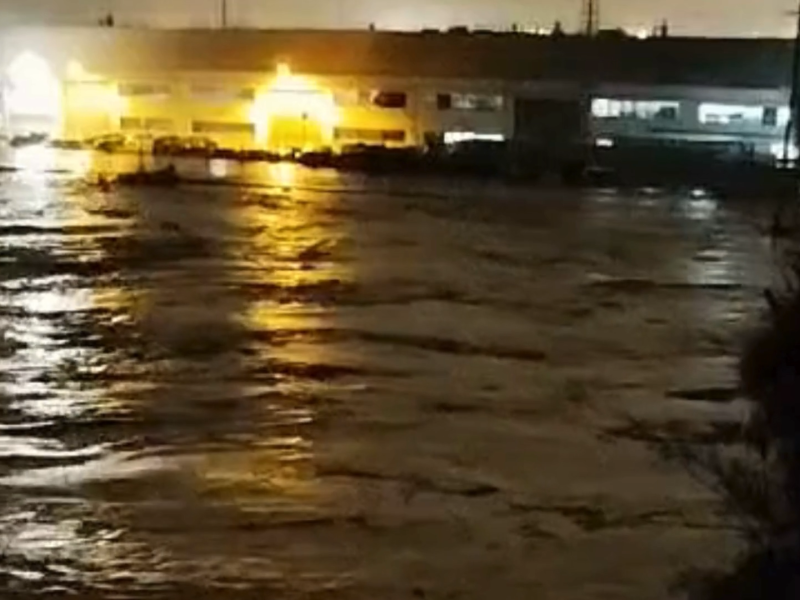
left=0, top=150, right=775, bottom=598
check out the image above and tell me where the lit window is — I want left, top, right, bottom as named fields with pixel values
left=591, top=98, right=679, bottom=120
left=591, top=98, right=621, bottom=118
left=443, top=131, right=504, bottom=144
left=699, top=103, right=763, bottom=125
left=451, top=93, right=504, bottom=111
left=779, top=107, right=792, bottom=127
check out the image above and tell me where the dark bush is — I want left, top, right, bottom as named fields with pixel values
left=667, top=221, right=800, bottom=600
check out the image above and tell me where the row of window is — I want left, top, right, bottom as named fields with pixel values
left=119, top=83, right=414, bottom=110
left=118, top=83, right=256, bottom=101
left=333, top=90, right=504, bottom=111
left=118, top=83, right=504, bottom=113
left=592, top=98, right=792, bottom=128
left=120, top=117, right=173, bottom=131
left=120, top=117, right=255, bottom=135
left=434, top=93, right=504, bottom=111
left=118, top=118, right=407, bottom=143
left=591, top=99, right=679, bottom=120
left=699, top=103, right=790, bottom=127
left=333, top=90, right=408, bottom=109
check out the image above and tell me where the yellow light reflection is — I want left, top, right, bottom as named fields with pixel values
left=269, top=161, right=297, bottom=189
left=192, top=173, right=354, bottom=511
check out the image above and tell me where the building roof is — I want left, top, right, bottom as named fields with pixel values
left=0, top=27, right=793, bottom=89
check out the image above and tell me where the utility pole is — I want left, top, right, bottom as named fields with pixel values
left=221, top=0, right=228, bottom=28
left=580, top=0, right=600, bottom=37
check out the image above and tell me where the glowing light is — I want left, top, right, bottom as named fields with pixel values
left=269, top=162, right=297, bottom=189
left=250, top=64, right=339, bottom=151
left=6, top=52, right=62, bottom=119
left=443, top=131, right=504, bottom=144
left=15, top=145, right=55, bottom=173
left=634, top=28, right=650, bottom=39
left=771, top=141, right=799, bottom=161
left=276, top=62, right=292, bottom=78
left=595, top=137, right=615, bottom=148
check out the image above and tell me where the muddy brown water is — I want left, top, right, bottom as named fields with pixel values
left=0, top=149, right=779, bottom=598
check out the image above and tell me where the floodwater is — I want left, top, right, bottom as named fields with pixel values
left=0, top=148, right=778, bottom=599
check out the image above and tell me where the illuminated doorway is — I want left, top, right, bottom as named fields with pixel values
left=251, top=64, right=337, bottom=153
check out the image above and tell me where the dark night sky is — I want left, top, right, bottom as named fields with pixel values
left=0, top=0, right=795, bottom=37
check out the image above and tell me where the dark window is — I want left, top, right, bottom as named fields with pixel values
left=120, top=117, right=142, bottom=130
left=190, top=86, right=254, bottom=102
left=382, top=129, right=406, bottom=142
left=238, top=88, right=256, bottom=101
left=372, top=91, right=407, bottom=109
left=437, top=94, right=452, bottom=110
left=763, top=106, right=778, bottom=127
left=334, top=127, right=406, bottom=143
left=655, top=105, right=678, bottom=121
left=191, top=121, right=254, bottom=134
left=120, top=117, right=173, bottom=131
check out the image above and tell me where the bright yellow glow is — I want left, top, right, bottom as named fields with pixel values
left=6, top=52, right=62, bottom=119
left=250, top=64, right=338, bottom=151
left=69, top=82, right=125, bottom=113
left=269, top=162, right=297, bottom=189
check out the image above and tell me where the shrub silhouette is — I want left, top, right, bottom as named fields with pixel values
left=667, top=236, right=800, bottom=599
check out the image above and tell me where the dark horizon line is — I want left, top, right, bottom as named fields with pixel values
left=0, top=21, right=793, bottom=42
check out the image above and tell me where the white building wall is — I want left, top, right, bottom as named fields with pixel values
left=588, top=83, right=793, bottom=158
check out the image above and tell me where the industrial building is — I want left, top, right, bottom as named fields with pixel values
left=0, top=27, right=794, bottom=159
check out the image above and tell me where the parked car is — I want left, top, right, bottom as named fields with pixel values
left=153, top=135, right=217, bottom=156
left=49, top=139, right=87, bottom=150
left=10, top=132, right=48, bottom=148
left=91, top=133, right=131, bottom=154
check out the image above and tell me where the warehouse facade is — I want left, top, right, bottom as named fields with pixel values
left=0, top=27, right=793, bottom=159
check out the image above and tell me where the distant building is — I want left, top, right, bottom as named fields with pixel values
left=0, top=27, right=793, bottom=159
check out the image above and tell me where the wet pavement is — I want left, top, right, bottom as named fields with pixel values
left=0, top=149, right=778, bottom=598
